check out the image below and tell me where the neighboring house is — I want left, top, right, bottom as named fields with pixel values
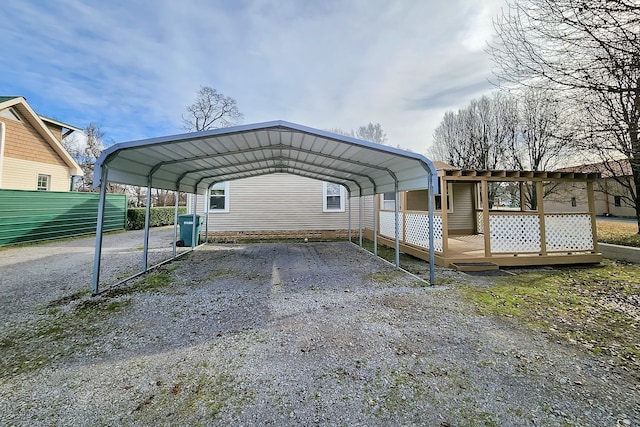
left=0, top=96, right=83, bottom=191
left=556, top=160, right=635, bottom=217
left=193, top=173, right=372, bottom=240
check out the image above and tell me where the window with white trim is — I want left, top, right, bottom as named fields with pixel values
left=37, top=174, right=50, bottom=191
left=207, top=182, right=229, bottom=212
left=323, top=182, right=345, bottom=212
left=382, top=192, right=396, bottom=210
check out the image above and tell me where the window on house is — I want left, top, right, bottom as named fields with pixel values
left=323, top=182, right=345, bottom=212
left=208, top=182, right=229, bottom=212
left=571, top=197, right=577, bottom=207
left=614, top=196, right=622, bottom=207
left=382, top=192, right=396, bottom=210
left=37, top=174, right=50, bottom=191
left=435, top=183, right=453, bottom=212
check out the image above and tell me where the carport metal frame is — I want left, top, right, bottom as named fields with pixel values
left=91, top=121, right=438, bottom=295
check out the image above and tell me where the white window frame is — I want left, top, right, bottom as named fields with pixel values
left=206, top=182, right=229, bottom=213
left=381, top=192, right=396, bottom=211
left=37, top=174, right=50, bottom=191
left=323, top=182, right=345, bottom=212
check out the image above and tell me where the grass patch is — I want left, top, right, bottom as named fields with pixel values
left=1, top=296, right=133, bottom=377
left=1, top=266, right=178, bottom=378
left=597, top=219, right=640, bottom=247
left=461, top=260, right=640, bottom=372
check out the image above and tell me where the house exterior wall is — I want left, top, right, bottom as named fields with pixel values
left=2, top=157, right=71, bottom=191
left=43, top=123, right=63, bottom=141
left=0, top=115, right=71, bottom=191
left=448, top=182, right=475, bottom=233
left=193, top=173, right=373, bottom=235
left=596, top=178, right=636, bottom=217
left=542, top=182, right=590, bottom=213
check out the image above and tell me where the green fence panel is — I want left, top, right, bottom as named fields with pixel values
left=0, top=189, right=127, bottom=246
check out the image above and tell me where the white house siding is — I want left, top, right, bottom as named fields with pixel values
left=192, top=173, right=372, bottom=235
left=1, top=157, right=71, bottom=191
left=448, top=182, right=475, bottom=233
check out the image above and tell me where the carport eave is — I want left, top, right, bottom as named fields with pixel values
left=93, top=120, right=438, bottom=194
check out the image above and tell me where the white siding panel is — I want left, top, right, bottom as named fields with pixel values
left=193, top=174, right=368, bottom=231
left=448, top=183, right=475, bottom=231
left=1, top=157, right=71, bottom=191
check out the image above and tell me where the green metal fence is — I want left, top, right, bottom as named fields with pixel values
left=0, top=189, right=127, bottom=246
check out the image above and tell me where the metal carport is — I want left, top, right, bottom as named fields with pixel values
left=91, top=120, right=438, bottom=294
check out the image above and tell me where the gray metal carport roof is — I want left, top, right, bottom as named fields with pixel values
left=91, top=120, right=438, bottom=294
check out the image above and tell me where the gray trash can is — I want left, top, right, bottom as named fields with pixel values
left=178, top=214, right=203, bottom=246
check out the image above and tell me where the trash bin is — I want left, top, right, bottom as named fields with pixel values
left=178, top=214, right=203, bottom=246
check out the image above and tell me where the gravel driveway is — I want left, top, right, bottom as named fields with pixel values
left=0, top=231, right=638, bottom=426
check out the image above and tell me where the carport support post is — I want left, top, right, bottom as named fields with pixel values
left=191, top=192, right=198, bottom=248
left=204, top=187, right=210, bottom=245
left=358, top=196, right=363, bottom=247
left=373, top=193, right=378, bottom=256
left=428, top=176, right=435, bottom=285
left=173, top=190, right=180, bottom=258
left=91, top=167, right=109, bottom=295
left=347, top=193, right=352, bottom=243
left=394, top=181, right=400, bottom=267
left=142, top=179, right=153, bottom=272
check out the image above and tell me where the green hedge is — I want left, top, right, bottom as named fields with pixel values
left=127, top=207, right=187, bottom=230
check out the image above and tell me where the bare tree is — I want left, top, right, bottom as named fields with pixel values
left=430, top=89, right=573, bottom=208
left=489, top=0, right=640, bottom=231
left=355, top=122, right=388, bottom=145
left=183, top=86, right=244, bottom=131
left=431, top=92, right=518, bottom=170
left=61, top=122, right=105, bottom=191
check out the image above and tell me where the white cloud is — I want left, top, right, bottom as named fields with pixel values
left=1, top=0, right=505, bottom=153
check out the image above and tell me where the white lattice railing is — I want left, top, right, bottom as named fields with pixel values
left=379, top=211, right=442, bottom=253
left=489, top=213, right=541, bottom=253
left=545, top=213, right=594, bottom=252
left=476, top=211, right=484, bottom=234
left=487, top=212, right=595, bottom=254
left=379, top=211, right=403, bottom=241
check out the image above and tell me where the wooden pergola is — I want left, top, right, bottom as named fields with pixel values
left=376, top=168, right=603, bottom=271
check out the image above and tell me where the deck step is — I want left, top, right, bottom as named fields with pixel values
left=451, top=262, right=499, bottom=272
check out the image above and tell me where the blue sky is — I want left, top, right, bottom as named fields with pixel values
left=2, top=0, right=503, bottom=153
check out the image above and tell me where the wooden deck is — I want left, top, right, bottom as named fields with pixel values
left=377, top=233, right=602, bottom=269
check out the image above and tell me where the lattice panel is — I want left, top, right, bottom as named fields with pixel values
left=545, top=214, right=594, bottom=252
left=379, top=211, right=404, bottom=240
left=489, top=214, right=541, bottom=253
left=476, top=211, right=484, bottom=234
left=405, top=213, right=443, bottom=252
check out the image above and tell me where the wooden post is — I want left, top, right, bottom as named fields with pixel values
left=537, top=181, right=547, bottom=256
left=481, top=179, right=491, bottom=257
left=402, top=190, right=407, bottom=244
left=587, top=181, right=598, bottom=253
left=441, top=177, right=449, bottom=253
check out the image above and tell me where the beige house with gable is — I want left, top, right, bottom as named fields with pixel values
left=0, top=96, right=82, bottom=191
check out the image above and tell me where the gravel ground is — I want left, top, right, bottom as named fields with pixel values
left=0, top=231, right=638, bottom=426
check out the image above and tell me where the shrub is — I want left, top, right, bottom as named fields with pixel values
left=127, top=207, right=187, bottom=230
